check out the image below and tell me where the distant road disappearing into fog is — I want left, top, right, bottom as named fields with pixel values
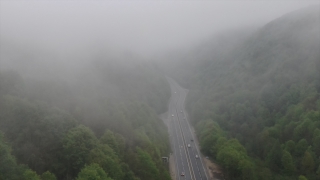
left=167, top=77, right=208, bottom=180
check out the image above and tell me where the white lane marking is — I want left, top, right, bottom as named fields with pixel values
left=170, top=112, right=181, bottom=180
left=170, top=86, right=185, bottom=180
left=174, top=93, right=186, bottom=173
left=169, top=78, right=206, bottom=180
left=170, top=86, right=186, bottom=176
left=175, top=83, right=206, bottom=180
left=175, top=86, right=201, bottom=180
left=172, top=81, right=195, bottom=180
left=169, top=79, right=194, bottom=180
left=180, top=87, right=208, bottom=180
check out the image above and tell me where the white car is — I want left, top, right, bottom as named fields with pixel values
left=172, top=114, right=174, bottom=117
left=195, top=155, right=199, bottom=159
left=187, top=144, right=191, bottom=148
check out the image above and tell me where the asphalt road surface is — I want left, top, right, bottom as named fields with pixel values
left=167, top=77, right=208, bottom=180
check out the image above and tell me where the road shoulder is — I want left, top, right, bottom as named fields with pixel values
left=159, top=111, right=177, bottom=180
left=203, top=158, right=224, bottom=180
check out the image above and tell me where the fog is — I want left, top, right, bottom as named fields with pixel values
left=0, top=1, right=319, bottom=82
left=2, top=1, right=320, bottom=179
left=1, top=1, right=318, bottom=57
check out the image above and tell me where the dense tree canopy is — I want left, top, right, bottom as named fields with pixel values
left=76, top=163, right=112, bottom=180
left=162, top=5, right=320, bottom=180
left=0, top=50, right=171, bottom=180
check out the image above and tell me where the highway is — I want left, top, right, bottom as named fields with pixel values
left=167, top=77, right=208, bottom=180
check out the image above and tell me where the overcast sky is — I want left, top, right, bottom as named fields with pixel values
left=0, top=1, right=319, bottom=56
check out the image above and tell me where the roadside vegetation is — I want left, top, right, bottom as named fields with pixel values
left=0, top=54, right=171, bottom=180
left=163, top=6, right=320, bottom=180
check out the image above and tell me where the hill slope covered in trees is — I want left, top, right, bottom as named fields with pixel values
left=162, top=5, right=320, bottom=180
left=0, top=46, right=171, bottom=180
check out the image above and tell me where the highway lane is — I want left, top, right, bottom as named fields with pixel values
left=168, top=80, right=193, bottom=180
left=176, top=86, right=208, bottom=180
left=167, top=77, right=208, bottom=180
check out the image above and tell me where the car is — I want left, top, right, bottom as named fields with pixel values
left=195, top=155, right=199, bottom=159
left=180, top=110, right=182, bottom=113
left=191, top=139, right=194, bottom=142
left=187, top=144, right=191, bottom=148
left=206, top=156, right=209, bottom=159
left=172, top=114, right=174, bottom=117
left=174, top=92, right=176, bottom=93
left=180, top=172, right=185, bottom=176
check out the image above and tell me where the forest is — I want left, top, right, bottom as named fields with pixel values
left=162, top=5, right=320, bottom=180
left=1, top=2, right=319, bottom=180
left=0, top=50, right=171, bottom=180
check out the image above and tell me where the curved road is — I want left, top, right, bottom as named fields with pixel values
left=167, top=77, right=208, bottom=180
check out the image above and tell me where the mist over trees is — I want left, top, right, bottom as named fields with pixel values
left=161, top=5, right=320, bottom=180
left=0, top=44, right=171, bottom=179
left=1, top=1, right=319, bottom=180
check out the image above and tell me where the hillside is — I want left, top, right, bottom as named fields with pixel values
left=162, top=5, right=320, bottom=180
left=0, top=44, right=171, bottom=180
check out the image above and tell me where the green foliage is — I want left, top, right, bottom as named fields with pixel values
left=316, top=165, right=320, bottom=179
left=295, top=139, right=308, bottom=157
left=40, top=171, right=57, bottom=180
left=197, top=120, right=225, bottom=155
left=163, top=5, right=320, bottom=180
left=284, top=140, right=296, bottom=154
left=300, top=151, right=315, bottom=174
left=312, top=135, right=320, bottom=157
left=0, top=58, right=172, bottom=180
left=0, top=95, right=76, bottom=175
left=63, top=125, right=98, bottom=177
left=0, top=132, right=26, bottom=180
left=281, top=150, right=295, bottom=175
left=100, top=130, right=122, bottom=157
left=87, top=144, right=124, bottom=180
left=256, top=168, right=272, bottom=180
left=266, top=141, right=282, bottom=172
left=23, top=169, right=41, bottom=180
left=134, top=148, right=160, bottom=180
left=298, top=175, right=308, bottom=180
left=0, top=132, right=16, bottom=177
left=76, top=163, right=112, bottom=180
left=216, top=138, right=256, bottom=179
left=121, top=163, right=141, bottom=180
